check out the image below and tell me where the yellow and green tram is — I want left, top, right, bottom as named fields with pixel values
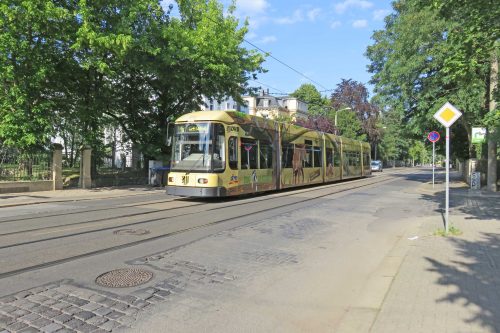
left=167, top=111, right=371, bottom=197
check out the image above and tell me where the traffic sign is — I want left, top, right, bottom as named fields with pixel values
left=427, top=131, right=440, bottom=143
left=432, top=102, right=462, bottom=235
left=434, top=102, right=462, bottom=128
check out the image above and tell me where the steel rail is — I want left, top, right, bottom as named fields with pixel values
left=0, top=172, right=417, bottom=280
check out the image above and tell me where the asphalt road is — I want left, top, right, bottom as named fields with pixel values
left=0, top=169, right=433, bottom=332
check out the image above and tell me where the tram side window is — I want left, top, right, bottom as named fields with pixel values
left=326, top=148, right=333, bottom=165
left=304, top=140, right=313, bottom=168
left=259, top=141, right=273, bottom=169
left=241, top=138, right=258, bottom=169
left=313, top=146, right=321, bottom=167
left=347, top=152, right=360, bottom=166
left=333, top=149, right=341, bottom=167
left=363, top=153, right=370, bottom=166
left=282, top=144, right=294, bottom=168
left=228, top=137, right=238, bottom=170
left=213, top=124, right=225, bottom=171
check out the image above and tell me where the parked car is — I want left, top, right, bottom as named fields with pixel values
left=371, top=160, right=383, bottom=172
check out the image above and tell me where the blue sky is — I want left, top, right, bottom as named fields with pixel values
left=233, top=0, right=393, bottom=97
left=164, top=0, right=394, bottom=98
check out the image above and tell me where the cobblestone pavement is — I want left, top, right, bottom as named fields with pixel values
left=0, top=197, right=333, bottom=332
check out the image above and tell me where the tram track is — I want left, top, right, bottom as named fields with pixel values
left=0, top=173, right=393, bottom=239
left=0, top=171, right=416, bottom=280
left=0, top=197, right=180, bottom=225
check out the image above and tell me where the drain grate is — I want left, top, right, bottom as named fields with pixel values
left=96, top=268, right=153, bottom=288
left=113, top=229, right=151, bottom=236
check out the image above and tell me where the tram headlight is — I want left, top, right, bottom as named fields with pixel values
left=197, top=178, right=208, bottom=184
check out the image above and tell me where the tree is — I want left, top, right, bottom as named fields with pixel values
left=330, top=79, right=378, bottom=143
left=1, top=0, right=265, bottom=163
left=408, top=141, right=427, bottom=166
left=290, top=83, right=329, bottom=115
left=294, top=115, right=336, bottom=134
left=335, top=110, right=366, bottom=140
left=425, top=0, right=499, bottom=191
left=101, top=0, right=265, bottom=158
left=366, top=0, right=499, bottom=189
left=0, top=0, right=74, bottom=149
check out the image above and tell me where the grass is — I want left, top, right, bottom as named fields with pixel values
left=434, top=225, right=463, bottom=237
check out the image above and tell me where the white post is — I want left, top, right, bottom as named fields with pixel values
left=445, top=127, right=450, bottom=233
left=432, top=142, right=435, bottom=189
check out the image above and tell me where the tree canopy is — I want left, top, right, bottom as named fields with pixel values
left=0, top=0, right=265, bottom=157
left=366, top=0, right=499, bottom=167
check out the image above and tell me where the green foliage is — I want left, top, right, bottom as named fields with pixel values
left=0, top=0, right=265, bottom=160
left=0, top=0, right=73, bottom=149
left=408, top=141, right=427, bottom=165
left=330, top=79, right=379, bottom=145
left=290, top=83, right=329, bottom=115
left=366, top=0, right=498, bottom=162
left=335, top=110, right=366, bottom=141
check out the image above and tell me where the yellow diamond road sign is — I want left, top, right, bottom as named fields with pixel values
left=434, top=102, right=462, bottom=128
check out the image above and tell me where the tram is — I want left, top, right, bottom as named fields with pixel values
left=167, top=110, right=371, bottom=197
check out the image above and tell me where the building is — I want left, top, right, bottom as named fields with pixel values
left=243, top=89, right=308, bottom=120
left=199, top=96, right=248, bottom=113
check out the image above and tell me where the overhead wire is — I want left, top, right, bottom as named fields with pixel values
left=179, top=1, right=332, bottom=93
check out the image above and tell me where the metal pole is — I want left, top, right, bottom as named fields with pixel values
left=432, top=142, right=435, bottom=188
left=445, top=127, right=450, bottom=233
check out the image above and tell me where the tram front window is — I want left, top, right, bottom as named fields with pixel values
left=171, top=123, right=225, bottom=172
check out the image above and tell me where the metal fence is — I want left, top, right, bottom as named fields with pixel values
left=92, top=148, right=148, bottom=187
left=0, top=147, right=52, bottom=182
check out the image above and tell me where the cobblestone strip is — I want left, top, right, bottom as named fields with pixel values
left=0, top=281, right=152, bottom=333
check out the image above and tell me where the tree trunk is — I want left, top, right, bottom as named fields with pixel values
left=487, top=50, right=498, bottom=192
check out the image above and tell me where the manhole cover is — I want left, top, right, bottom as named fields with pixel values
left=95, top=268, right=153, bottom=288
left=113, top=228, right=151, bottom=236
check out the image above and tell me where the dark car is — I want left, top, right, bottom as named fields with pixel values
left=371, top=160, right=383, bottom=172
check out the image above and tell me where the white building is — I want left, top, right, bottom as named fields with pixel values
left=243, top=89, right=308, bottom=120
left=199, top=96, right=248, bottom=113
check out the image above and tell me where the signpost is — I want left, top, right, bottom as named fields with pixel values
left=433, top=102, right=462, bottom=233
left=471, top=127, right=486, bottom=144
left=427, top=131, right=440, bottom=188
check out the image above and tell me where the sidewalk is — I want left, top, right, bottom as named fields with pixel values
left=370, top=174, right=500, bottom=333
left=0, top=185, right=166, bottom=208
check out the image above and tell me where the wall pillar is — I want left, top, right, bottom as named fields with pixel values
left=80, top=146, right=92, bottom=189
left=52, top=144, right=63, bottom=191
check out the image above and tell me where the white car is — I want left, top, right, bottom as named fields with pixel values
left=371, top=160, right=383, bottom=172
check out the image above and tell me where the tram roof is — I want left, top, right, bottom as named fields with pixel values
left=175, top=110, right=276, bottom=127
left=175, top=111, right=369, bottom=147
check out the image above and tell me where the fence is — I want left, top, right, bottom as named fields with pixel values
left=91, top=148, right=148, bottom=187
left=0, top=148, right=52, bottom=182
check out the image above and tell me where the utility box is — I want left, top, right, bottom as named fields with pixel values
left=471, top=172, right=481, bottom=190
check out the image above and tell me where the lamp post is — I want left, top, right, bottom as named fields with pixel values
left=334, top=107, right=352, bottom=127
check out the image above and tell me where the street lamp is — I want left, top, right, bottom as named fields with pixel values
left=334, top=107, right=352, bottom=127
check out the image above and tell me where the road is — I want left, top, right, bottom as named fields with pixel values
left=0, top=169, right=434, bottom=332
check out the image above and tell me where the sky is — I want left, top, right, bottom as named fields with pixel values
left=165, top=0, right=394, bottom=98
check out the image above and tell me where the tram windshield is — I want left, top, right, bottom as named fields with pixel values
left=171, top=122, right=225, bottom=172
